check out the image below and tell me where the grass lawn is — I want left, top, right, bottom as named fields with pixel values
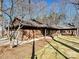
left=0, top=35, right=79, bottom=59
left=35, top=35, right=79, bottom=59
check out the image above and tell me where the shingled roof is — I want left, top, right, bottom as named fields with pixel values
left=7, top=17, right=57, bottom=30
left=7, top=17, right=77, bottom=30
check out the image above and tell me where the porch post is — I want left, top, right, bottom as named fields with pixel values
left=76, top=28, right=78, bottom=36
left=44, top=29, right=46, bottom=37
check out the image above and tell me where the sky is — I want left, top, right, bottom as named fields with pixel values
left=47, top=0, right=60, bottom=4
left=3, top=0, right=76, bottom=17
left=46, top=0, right=77, bottom=26
left=3, top=0, right=77, bottom=26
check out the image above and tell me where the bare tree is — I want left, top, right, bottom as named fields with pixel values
left=0, top=0, right=3, bottom=37
left=0, top=0, right=20, bottom=48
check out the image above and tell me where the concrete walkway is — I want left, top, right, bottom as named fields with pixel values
left=0, top=36, right=51, bottom=46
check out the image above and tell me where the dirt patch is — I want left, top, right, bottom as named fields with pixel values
left=0, top=38, right=52, bottom=59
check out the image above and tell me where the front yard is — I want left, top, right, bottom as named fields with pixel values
left=0, top=35, right=79, bottom=59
